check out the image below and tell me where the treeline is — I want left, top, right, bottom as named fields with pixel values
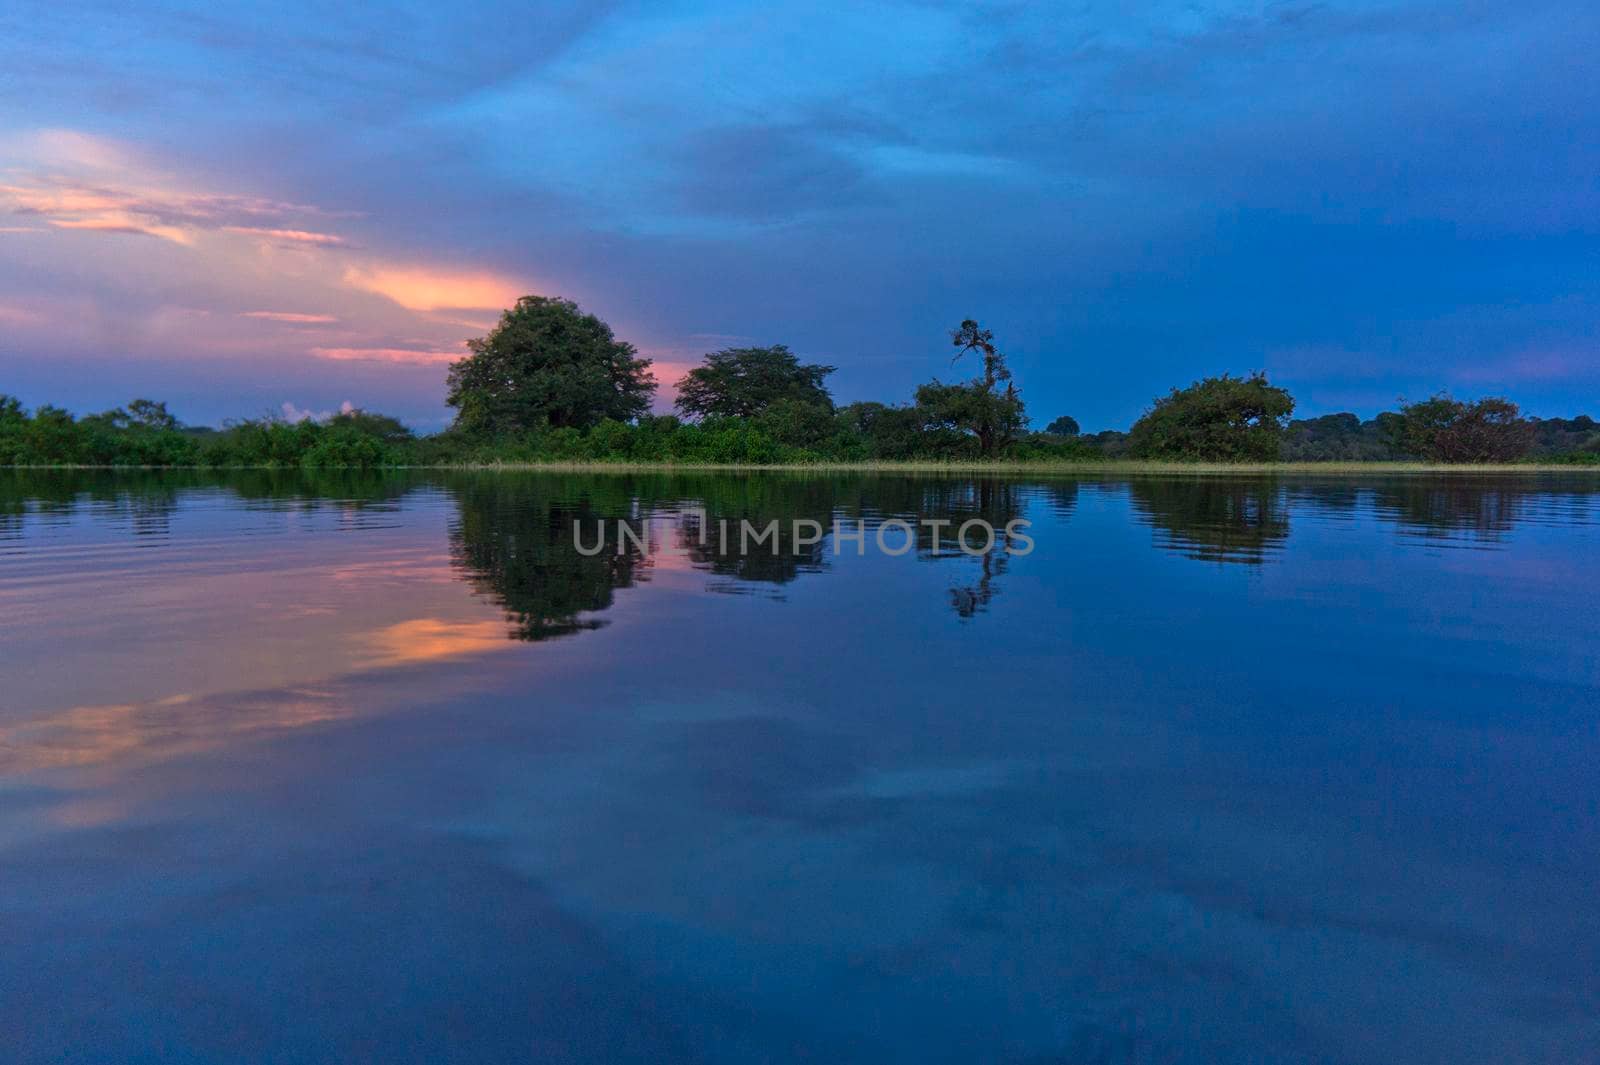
left=4, top=295, right=1597, bottom=466
left=0, top=396, right=421, bottom=468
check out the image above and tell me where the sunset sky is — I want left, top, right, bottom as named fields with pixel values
left=1, top=0, right=1595, bottom=431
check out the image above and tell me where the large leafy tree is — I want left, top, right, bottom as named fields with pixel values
left=1384, top=394, right=1533, bottom=463
left=674, top=345, right=835, bottom=419
left=447, top=296, right=656, bottom=434
left=1128, top=372, right=1295, bottom=461
left=0, top=394, right=25, bottom=462
left=126, top=398, right=180, bottom=431
left=1044, top=415, right=1080, bottom=436
left=913, top=319, right=1026, bottom=457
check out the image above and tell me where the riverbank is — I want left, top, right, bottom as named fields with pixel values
left=8, top=460, right=1600, bottom=475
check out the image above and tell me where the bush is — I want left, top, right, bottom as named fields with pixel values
left=1128, top=373, right=1295, bottom=461
left=1044, top=415, right=1080, bottom=436
left=1385, top=394, right=1534, bottom=463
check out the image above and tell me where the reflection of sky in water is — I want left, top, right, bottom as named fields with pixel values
left=1, top=471, right=1598, bottom=1063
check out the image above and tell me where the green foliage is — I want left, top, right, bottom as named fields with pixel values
left=1007, top=432, right=1098, bottom=461
left=1044, top=415, right=1080, bottom=436
left=1527, top=414, right=1597, bottom=457
left=754, top=397, right=835, bottom=448
left=1385, top=394, right=1534, bottom=463
left=24, top=405, right=88, bottom=464
left=1280, top=413, right=1404, bottom=461
left=328, top=408, right=413, bottom=443
left=126, top=398, right=179, bottom=431
left=915, top=320, right=1027, bottom=456
left=298, top=426, right=391, bottom=468
left=674, top=345, right=836, bottom=419
left=0, top=401, right=420, bottom=468
left=446, top=295, right=656, bottom=435
left=1128, top=372, right=1295, bottom=461
left=834, top=402, right=935, bottom=459
left=0, top=394, right=28, bottom=463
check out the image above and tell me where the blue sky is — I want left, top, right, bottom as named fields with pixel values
left=1, top=0, right=1596, bottom=430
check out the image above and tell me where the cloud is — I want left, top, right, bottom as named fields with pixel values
left=240, top=310, right=339, bottom=323
left=224, top=226, right=347, bottom=246
left=43, top=214, right=192, bottom=243
left=281, top=399, right=356, bottom=422
left=310, top=346, right=463, bottom=365
left=670, top=124, right=873, bottom=223
left=1, top=175, right=342, bottom=245
left=341, top=265, right=522, bottom=311
left=0, top=132, right=352, bottom=255
left=1456, top=349, right=1600, bottom=384
left=640, top=358, right=699, bottom=407
left=0, top=302, right=47, bottom=326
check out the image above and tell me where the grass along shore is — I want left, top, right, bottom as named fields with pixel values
left=8, top=460, right=1599, bottom=475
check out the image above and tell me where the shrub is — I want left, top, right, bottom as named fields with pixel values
left=1128, top=373, right=1295, bottom=461
left=1385, top=394, right=1534, bottom=463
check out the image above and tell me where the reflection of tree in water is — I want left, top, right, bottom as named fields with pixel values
left=670, top=475, right=837, bottom=592
left=446, top=474, right=655, bottom=642
left=838, top=476, right=1032, bottom=617
left=0, top=502, right=21, bottom=542
left=664, top=473, right=1036, bottom=616
left=1285, top=481, right=1362, bottom=520
left=1128, top=477, right=1290, bottom=565
left=0, top=470, right=185, bottom=540
left=3, top=468, right=1055, bottom=626
left=1297, top=476, right=1600, bottom=547
left=1366, top=479, right=1523, bottom=545
left=1039, top=480, right=1079, bottom=521
left=947, top=550, right=1006, bottom=618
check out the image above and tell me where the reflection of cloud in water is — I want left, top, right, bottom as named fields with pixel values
left=0, top=616, right=517, bottom=774
left=358, top=618, right=516, bottom=669
left=0, top=689, right=347, bottom=773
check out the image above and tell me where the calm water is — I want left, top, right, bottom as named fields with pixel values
left=2, top=470, right=1598, bottom=1064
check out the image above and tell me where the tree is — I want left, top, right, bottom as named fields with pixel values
left=328, top=408, right=413, bottom=442
left=1385, top=394, right=1533, bottom=463
left=915, top=380, right=1025, bottom=457
left=126, top=398, right=179, bottom=431
left=835, top=401, right=945, bottom=459
left=914, top=319, right=1027, bottom=457
left=447, top=296, right=656, bottom=435
left=675, top=345, right=835, bottom=419
left=1128, top=372, right=1295, bottom=461
left=0, top=394, right=25, bottom=463
left=1280, top=412, right=1403, bottom=461
left=1044, top=415, right=1080, bottom=436
left=754, top=397, right=835, bottom=448
left=22, top=405, right=85, bottom=464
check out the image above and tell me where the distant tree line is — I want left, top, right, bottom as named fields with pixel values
left=4, top=295, right=1597, bottom=466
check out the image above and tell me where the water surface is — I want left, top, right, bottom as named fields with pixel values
left=2, top=470, right=1597, bottom=1063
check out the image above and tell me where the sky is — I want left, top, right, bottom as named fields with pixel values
left=0, top=0, right=1596, bottom=432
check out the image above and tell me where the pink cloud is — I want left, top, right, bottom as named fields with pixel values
left=240, top=310, right=339, bottom=323
left=43, top=214, right=191, bottom=243
left=1, top=154, right=345, bottom=247
left=1456, top=349, right=1597, bottom=383
left=639, top=358, right=698, bottom=412
left=342, top=265, right=522, bottom=312
left=0, top=303, right=47, bottom=326
left=311, top=346, right=464, bottom=365
left=225, top=226, right=347, bottom=247
left=647, top=358, right=697, bottom=388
